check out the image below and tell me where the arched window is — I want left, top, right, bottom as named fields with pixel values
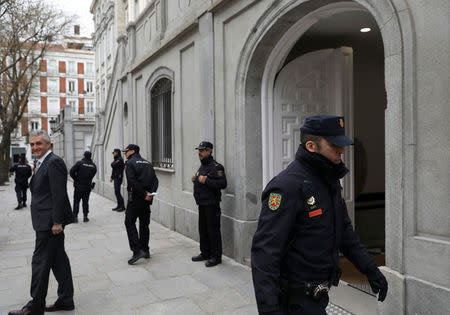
left=150, top=78, right=172, bottom=168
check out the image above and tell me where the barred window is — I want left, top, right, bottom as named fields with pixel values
left=151, top=78, right=172, bottom=168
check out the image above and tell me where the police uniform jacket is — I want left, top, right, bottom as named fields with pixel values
left=251, top=145, right=378, bottom=313
left=125, top=152, right=158, bottom=204
left=193, top=156, right=227, bottom=206
left=10, top=162, right=32, bottom=187
left=69, top=158, right=97, bottom=191
left=111, top=155, right=124, bottom=180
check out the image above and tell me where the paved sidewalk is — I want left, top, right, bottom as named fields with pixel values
left=0, top=179, right=356, bottom=315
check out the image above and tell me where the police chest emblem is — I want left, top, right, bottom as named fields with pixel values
left=268, top=193, right=282, bottom=211
left=307, top=196, right=315, bottom=206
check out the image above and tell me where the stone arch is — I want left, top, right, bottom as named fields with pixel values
left=234, top=0, right=416, bottom=290
left=145, top=66, right=175, bottom=92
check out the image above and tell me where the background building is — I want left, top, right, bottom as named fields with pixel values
left=90, top=1, right=450, bottom=314
left=11, top=29, right=95, bottom=165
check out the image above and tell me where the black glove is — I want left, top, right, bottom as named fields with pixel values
left=368, top=268, right=388, bottom=302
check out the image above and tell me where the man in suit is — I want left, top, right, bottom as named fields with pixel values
left=9, top=130, right=75, bottom=315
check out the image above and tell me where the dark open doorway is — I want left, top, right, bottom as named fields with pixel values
left=281, top=9, right=386, bottom=294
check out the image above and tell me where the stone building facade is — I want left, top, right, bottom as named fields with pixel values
left=90, top=1, right=450, bottom=313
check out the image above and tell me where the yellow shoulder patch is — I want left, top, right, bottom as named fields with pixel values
left=268, top=193, right=282, bottom=211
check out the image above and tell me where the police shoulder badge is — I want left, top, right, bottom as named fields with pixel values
left=268, top=193, right=282, bottom=211
left=307, top=196, right=316, bottom=206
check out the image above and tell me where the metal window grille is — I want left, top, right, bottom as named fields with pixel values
left=151, top=78, right=172, bottom=168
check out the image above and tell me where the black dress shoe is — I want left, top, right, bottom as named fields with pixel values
left=205, top=257, right=222, bottom=267
left=83, top=216, right=89, bottom=222
left=14, top=205, right=22, bottom=210
left=116, top=207, right=126, bottom=212
left=144, top=250, right=151, bottom=259
left=22, top=202, right=27, bottom=207
left=45, top=300, right=75, bottom=312
left=191, top=254, right=210, bottom=262
left=8, top=306, right=44, bottom=315
left=128, top=250, right=146, bottom=265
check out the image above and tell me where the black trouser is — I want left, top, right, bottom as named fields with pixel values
left=113, top=178, right=124, bottom=207
left=15, top=183, right=27, bottom=204
left=125, top=198, right=150, bottom=253
left=73, top=187, right=91, bottom=216
left=198, top=204, right=222, bottom=259
left=28, top=231, right=74, bottom=311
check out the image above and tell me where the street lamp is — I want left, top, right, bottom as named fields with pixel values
left=49, top=119, right=57, bottom=133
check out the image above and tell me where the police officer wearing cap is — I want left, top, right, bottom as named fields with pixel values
left=123, top=144, right=158, bottom=265
left=251, top=115, right=388, bottom=314
left=191, top=141, right=227, bottom=267
left=110, top=148, right=125, bottom=212
left=10, top=156, right=32, bottom=210
left=70, top=151, right=97, bottom=223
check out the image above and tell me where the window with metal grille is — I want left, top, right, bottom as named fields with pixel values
left=151, top=78, right=172, bottom=168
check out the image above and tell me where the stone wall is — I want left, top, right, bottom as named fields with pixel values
left=91, top=1, right=450, bottom=313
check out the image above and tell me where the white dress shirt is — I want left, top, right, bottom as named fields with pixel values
left=35, top=150, right=52, bottom=172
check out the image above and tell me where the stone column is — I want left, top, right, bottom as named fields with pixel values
left=198, top=12, right=215, bottom=142
left=126, top=22, right=136, bottom=66
left=63, top=105, right=74, bottom=168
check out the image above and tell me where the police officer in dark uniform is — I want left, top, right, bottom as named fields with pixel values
left=191, top=141, right=227, bottom=267
left=10, top=156, right=32, bottom=210
left=123, top=144, right=158, bottom=265
left=110, top=148, right=125, bottom=212
left=69, top=151, right=97, bottom=223
left=251, top=115, right=388, bottom=314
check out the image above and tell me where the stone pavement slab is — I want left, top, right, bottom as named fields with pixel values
left=0, top=179, right=361, bottom=314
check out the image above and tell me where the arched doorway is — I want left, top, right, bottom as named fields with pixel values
left=235, top=0, right=411, bottom=313
left=266, top=1, right=387, bottom=296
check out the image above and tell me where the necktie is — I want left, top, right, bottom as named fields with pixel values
left=35, top=160, right=42, bottom=172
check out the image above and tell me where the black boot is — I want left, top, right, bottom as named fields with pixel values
left=205, top=257, right=222, bottom=267
left=83, top=216, right=89, bottom=222
left=22, top=202, right=27, bottom=207
left=192, top=254, right=210, bottom=262
left=112, top=205, right=119, bottom=211
left=116, top=206, right=126, bottom=212
left=14, top=204, right=22, bottom=210
left=128, top=250, right=146, bottom=265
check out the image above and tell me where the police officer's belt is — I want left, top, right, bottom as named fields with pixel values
left=283, top=281, right=332, bottom=302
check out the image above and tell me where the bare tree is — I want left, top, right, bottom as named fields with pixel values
left=0, top=0, right=72, bottom=184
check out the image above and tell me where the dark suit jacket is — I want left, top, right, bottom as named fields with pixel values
left=29, top=152, right=74, bottom=231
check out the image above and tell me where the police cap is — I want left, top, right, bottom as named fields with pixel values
left=112, top=148, right=121, bottom=154
left=195, top=141, right=213, bottom=150
left=122, top=144, right=140, bottom=153
left=300, top=115, right=353, bottom=147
